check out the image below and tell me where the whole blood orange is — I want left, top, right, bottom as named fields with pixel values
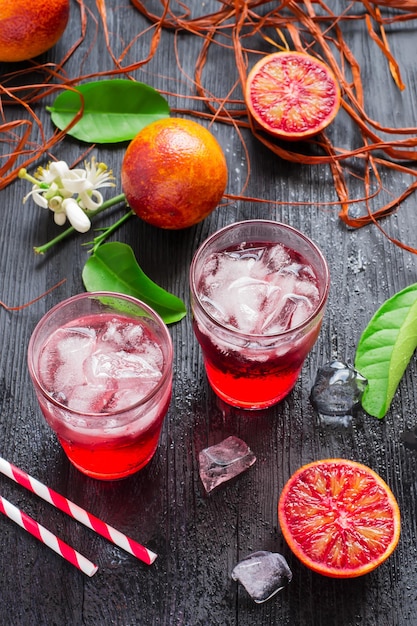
left=0, top=0, right=70, bottom=63
left=245, top=51, right=340, bottom=141
left=278, top=458, right=400, bottom=578
left=121, top=118, right=228, bottom=230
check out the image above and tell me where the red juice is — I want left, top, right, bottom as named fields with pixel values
left=192, top=314, right=321, bottom=408
left=190, top=227, right=329, bottom=409
left=54, top=392, right=171, bottom=480
left=31, top=310, right=172, bottom=480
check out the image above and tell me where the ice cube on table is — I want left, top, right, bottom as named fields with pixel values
left=198, top=436, right=256, bottom=493
left=310, top=360, right=367, bottom=425
left=232, top=551, right=292, bottom=604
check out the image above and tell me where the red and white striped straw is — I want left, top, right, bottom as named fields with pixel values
left=0, top=457, right=157, bottom=565
left=0, top=494, right=97, bottom=576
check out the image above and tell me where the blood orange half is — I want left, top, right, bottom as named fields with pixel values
left=245, top=51, right=341, bottom=141
left=278, top=458, right=400, bottom=578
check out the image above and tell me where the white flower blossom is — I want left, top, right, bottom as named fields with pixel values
left=19, top=157, right=115, bottom=233
left=62, top=198, right=91, bottom=232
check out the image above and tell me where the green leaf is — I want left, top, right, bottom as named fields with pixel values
left=354, top=283, right=417, bottom=418
left=47, top=79, right=170, bottom=143
left=82, top=242, right=187, bottom=324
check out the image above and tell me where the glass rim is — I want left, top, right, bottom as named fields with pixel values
left=27, top=291, right=173, bottom=418
left=189, top=219, right=330, bottom=339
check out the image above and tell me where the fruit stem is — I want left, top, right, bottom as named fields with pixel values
left=34, top=193, right=127, bottom=254
left=85, top=210, right=134, bottom=254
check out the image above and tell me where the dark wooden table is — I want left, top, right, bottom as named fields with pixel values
left=1, top=1, right=417, bottom=624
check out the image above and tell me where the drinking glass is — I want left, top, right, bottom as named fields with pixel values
left=189, top=220, right=330, bottom=409
left=28, top=292, right=173, bottom=480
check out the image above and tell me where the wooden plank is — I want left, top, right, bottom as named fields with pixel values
left=0, top=1, right=416, bottom=624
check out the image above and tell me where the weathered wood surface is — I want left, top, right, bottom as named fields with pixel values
left=0, top=1, right=417, bottom=624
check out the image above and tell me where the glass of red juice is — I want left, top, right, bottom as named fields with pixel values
left=28, top=292, right=173, bottom=480
left=189, top=220, right=330, bottom=409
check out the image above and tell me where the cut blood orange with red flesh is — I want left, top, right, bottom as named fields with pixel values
left=245, top=51, right=341, bottom=140
left=278, top=459, right=401, bottom=578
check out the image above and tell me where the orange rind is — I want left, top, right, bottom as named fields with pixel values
left=0, top=0, right=69, bottom=62
left=121, top=118, right=228, bottom=230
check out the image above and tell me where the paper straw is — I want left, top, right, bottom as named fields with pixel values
left=0, top=457, right=157, bottom=565
left=0, top=495, right=97, bottom=576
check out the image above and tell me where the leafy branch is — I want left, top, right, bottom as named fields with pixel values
left=84, top=209, right=134, bottom=254
left=34, top=193, right=128, bottom=254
